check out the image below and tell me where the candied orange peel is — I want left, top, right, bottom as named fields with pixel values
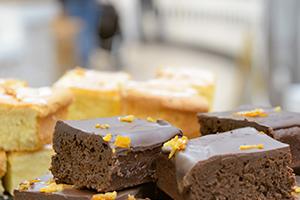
left=92, top=191, right=117, bottom=200
left=235, top=108, right=268, bottom=117
left=39, top=182, right=64, bottom=193
left=146, top=117, right=156, bottom=123
left=114, top=135, right=131, bottom=148
left=128, top=194, right=136, bottom=200
left=239, top=144, right=264, bottom=150
left=103, top=133, right=112, bottom=142
left=163, top=135, right=188, bottom=159
left=119, top=115, right=135, bottom=123
left=95, top=124, right=110, bottom=129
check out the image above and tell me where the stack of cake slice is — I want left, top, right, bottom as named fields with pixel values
left=198, top=106, right=300, bottom=174
left=14, top=115, right=298, bottom=199
left=0, top=79, right=73, bottom=194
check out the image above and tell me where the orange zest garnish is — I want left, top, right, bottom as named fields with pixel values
left=163, top=136, right=188, bottom=159
left=240, top=144, right=264, bottom=150
left=95, top=124, right=110, bottom=129
left=235, top=108, right=268, bottom=117
left=114, top=135, right=131, bottom=148
left=39, top=183, right=64, bottom=193
left=119, top=115, right=135, bottom=123
left=103, top=133, right=112, bottom=142
left=146, top=117, right=156, bottom=123
left=92, top=191, right=117, bottom=200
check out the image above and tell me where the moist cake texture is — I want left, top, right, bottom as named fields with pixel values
left=3, top=145, right=54, bottom=195
left=0, top=86, right=72, bottom=151
left=157, top=127, right=296, bottom=200
left=54, top=67, right=130, bottom=120
left=51, top=116, right=181, bottom=192
left=198, top=106, right=300, bottom=171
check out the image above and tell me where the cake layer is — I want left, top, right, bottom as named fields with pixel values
left=0, top=151, right=6, bottom=178
left=3, top=145, right=54, bottom=195
left=156, top=66, right=215, bottom=109
left=121, top=80, right=209, bottom=138
left=0, top=86, right=72, bottom=151
left=54, top=67, right=130, bottom=120
left=14, top=174, right=155, bottom=200
left=198, top=106, right=300, bottom=171
left=157, top=127, right=296, bottom=199
left=51, top=117, right=181, bottom=192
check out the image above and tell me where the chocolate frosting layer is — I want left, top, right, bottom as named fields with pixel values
left=60, top=117, right=181, bottom=151
left=199, top=106, right=300, bottom=130
left=14, top=174, right=152, bottom=200
left=170, top=127, right=289, bottom=191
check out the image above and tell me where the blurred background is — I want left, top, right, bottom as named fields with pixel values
left=0, top=0, right=299, bottom=112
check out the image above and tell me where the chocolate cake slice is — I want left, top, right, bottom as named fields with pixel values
left=14, top=174, right=154, bottom=200
left=198, top=106, right=300, bottom=172
left=51, top=116, right=181, bottom=192
left=157, top=127, right=296, bottom=200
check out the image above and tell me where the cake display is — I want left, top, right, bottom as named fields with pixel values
left=51, top=116, right=181, bottom=192
left=1, top=68, right=300, bottom=200
left=156, top=67, right=216, bottom=109
left=198, top=106, right=300, bottom=172
left=3, top=145, right=54, bottom=195
left=0, top=86, right=73, bottom=151
left=121, top=80, right=209, bottom=138
left=157, top=127, right=296, bottom=199
left=54, top=67, right=131, bottom=120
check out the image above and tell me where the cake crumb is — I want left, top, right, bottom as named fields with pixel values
left=40, top=182, right=64, bottom=193
left=95, top=124, right=110, bottom=129
left=274, top=106, right=281, bottom=112
left=114, top=135, right=131, bottom=148
left=163, top=135, right=188, bottom=159
left=92, top=191, right=117, bottom=200
left=146, top=117, right=156, bottom=123
left=235, top=108, right=268, bottom=117
left=128, top=194, right=136, bottom=200
left=119, top=115, right=135, bottom=123
left=103, top=133, right=112, bottom=142
left=240, top=144, right=264, bottom=150
left=112, top=148, right=116, bottom=153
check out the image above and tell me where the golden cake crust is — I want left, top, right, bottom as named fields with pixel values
left=54, top=67, right=131, bottom=91
left=0, top=87, right=73, bottom=117
left=122, top=80, right=209, bottom=113
left=156, top=66, right=215, bottom=86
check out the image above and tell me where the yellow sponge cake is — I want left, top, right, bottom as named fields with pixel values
left=0, top=79, right=27, bottom=89
left=0, top=151, right=6, bottom=195
left=156, top=66, right=215, bottom=109
left=54, top=67, right=131, bottom=120
left=0, top=86, right=72, bottom=151
left=121, top=80, right=209, bottom=138
left=3, top=145, right=53, bottom=195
